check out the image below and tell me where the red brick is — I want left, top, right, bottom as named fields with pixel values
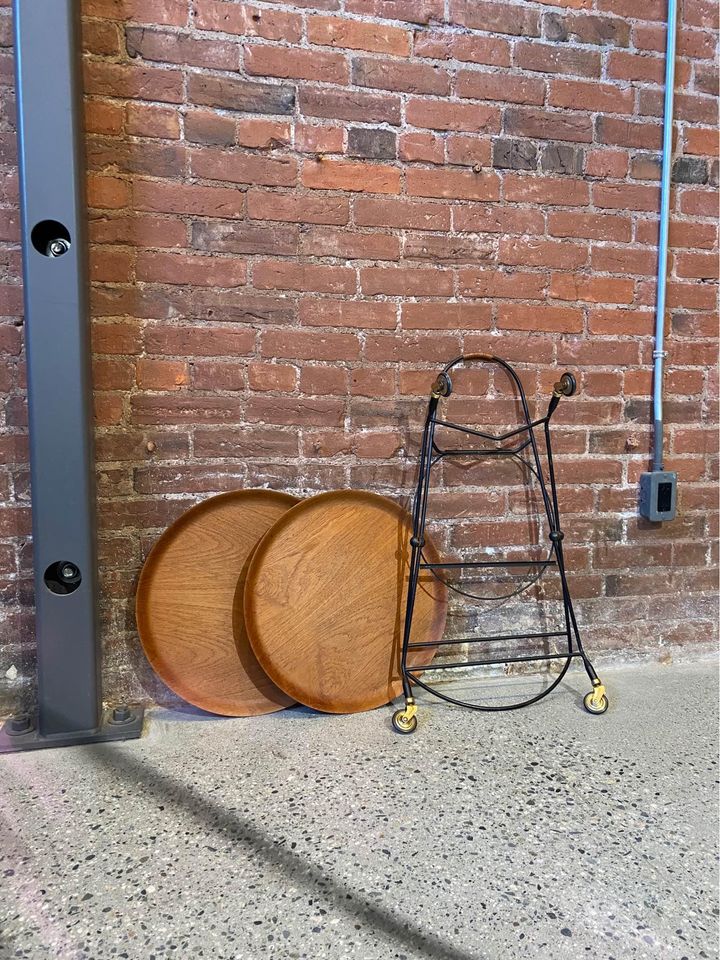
left=406, top=98, right=500, bottom=133
left=593, top=183, right=660, bottom=212
left=504, top=175, right=590, bottom=206
left=308, top=15, right=411, bottom=56
left=597, top=116, right=662, bottom=151
left=136, top=252, right=247, bottom=287
left=515, top=41, right=601, bottom=77
left=262, top=329, right=360, bottom=361
left=300, top=227, right=400, bottom=261
left=85, top=100, right=124, bottom=136
left=588, top=310, right=655, bottom=338
left=549, top=79, right=634, bottom=114
left=299, top=299, right=396, bottom=329
left=248, top=363, right=297, bottom=393
left=90, top=248, right=134, bottom=283
left=675, top=251, right=719, bottom=280
left=679, top=187, right=716, bottom=217
left=191, top=149, right=297, bottom=187
left=126, top=27, right=238, bottom=70
left=247, top=396, right=344, bottom=427
left=136, top=358, right=189, bottom=390
left=360, top=266, right=454, bottom=297
left=191, top=359, right=245, bottom=392
left=399, top=132, right=444, bottom=164
left=450, top=1, right=540, bottom=37
left=192, top=1, right=302, bottom=42
left=403, top=232, right=494, bottom=264
left=585, top=148, right=628, bottom=179
left=591, top=246, right=656, bottom=276
left=498, top=303, right=583, bottom=333
left=406, top=168, right=500, bottom=201
left=548, top=211, right=631, bottom=242
left=126, top=103, right=180, bottom=140
left=295, top=124, right=344, bottom=155
left=187, top=73, right=295, bottom=115
left=133, top=179, right=245, bottom=218
left=445, top=135, right=492, bottom=168
left=301, top=158, right=400, bottom=194
left=253, top=261, right=356, bottom=294
left=364, top=332, right=461, bottom=362
left=184, top=110, right=236, bottom=146
left=499, top=236, right=587, bottom=269
left=84, top=0, right=187, bottom=24
left=347, top=0, right=443, bottom=22
left=300, top=366, right=348, bottom=396
left=550, top=274, right=635, bottom=304
left=88, top=174, right=130, bottom=210
left=236, top=119, right=291, bottom=149
left=244, top=43, right=348, bottom=84
left=145, top=325, right=254, bottom=357
left=457, top=70, right=545, bottom=105
left=607, top=51, right=664, bottom=84
left=90, top=214, right=186, bottom=249
left=82, top=19, right=122, bottom=56
left=453, top=203, right=545, bottom=236
left=415, top=32, right=511, bottom=67
left=458, top=269, right=546, bottom=300
left=132, top=394, right=241, bottom=425
left=352, top=56, right=449, bottom=95
left=505, top=108, right=593, bottom=144
left=299, top=88, right=400, bottom=125
left=683, top=126, right=719, bottom=156
left=401, top=302, right=491, bottom=330
left=83, top=61, right=184, bottom=103
left=247, top=191, right=349, bottom=225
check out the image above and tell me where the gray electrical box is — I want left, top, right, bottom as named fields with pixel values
left=639, top=470, right=677, bottom=522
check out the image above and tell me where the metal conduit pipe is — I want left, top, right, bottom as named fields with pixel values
left=639, top=0, right=679, bottom=522
left=652, top=0, right=679, bottom=472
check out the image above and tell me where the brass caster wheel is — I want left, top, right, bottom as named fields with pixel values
left=392, top=709, right=418, bottom=735
left=583, top=690, right=609, bottom=715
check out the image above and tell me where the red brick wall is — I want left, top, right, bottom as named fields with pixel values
left=0, top=0, right=718, bottom=711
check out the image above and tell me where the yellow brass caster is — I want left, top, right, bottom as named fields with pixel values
left=583, top=680, right=609, bottom=715
left=392, top=698, right=418, bottom=734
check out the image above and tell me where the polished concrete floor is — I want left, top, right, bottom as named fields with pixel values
left=1, top=660, right=718, bottom=960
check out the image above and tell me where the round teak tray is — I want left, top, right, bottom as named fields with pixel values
left=244, top=490, right=448, bottom=714
left=136, top=489, right=298, bottom=717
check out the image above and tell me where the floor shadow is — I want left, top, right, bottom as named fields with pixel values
left=90, top=743, right=484, bottom=960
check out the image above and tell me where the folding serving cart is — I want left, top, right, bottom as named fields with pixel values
left=392, top=353, right=608, bottom=734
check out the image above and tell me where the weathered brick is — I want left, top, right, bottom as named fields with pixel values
left=134, top=179, right=245, bottom=218
left=253, top=260, right=356, bottom=294
left=187, top=73, right=295, bottom=114
left=244, top=43, right=348, bottom=84
left=126, top=27, right=238, bottom=70
left=301, top=158, right=400, bottom=194
left=505, top=107, right=593, bottom=144
left=300, top=226, right=400, bottom=261
left=672, top=156, right=708, bottom=184
left=457, top=71, right=545, bottom=105
left=540, top=144, right=584, bottom=175
left=191, top=220, right=299, bottom=256
left=247, top=191, right=349, bottom=225
left=492, top=139, right=537, bottom=171
left=192, top=1, right=302, bottom=42
left=83, top=60, right=184, bottom=103
left=299, top=299, right=396, bottom=329
left=406, top=168, right=500, bottom=201
left=450, top=0, right=540, bottom=37
left=191, top=149, right=297, bottom=187
left=136, top=252, right=247, bottom=287
left=308, top=15, right=411, bottom=56
left=299, top=87, right=401, bottom=125
left=406, top=98, right=500, bottom=133
left=347, top=127, right=397, bottom=160
left=352, top=56, right=449, bottom=95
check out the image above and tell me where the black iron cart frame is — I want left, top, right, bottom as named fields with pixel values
left=392, top=353, right=608, bottom=734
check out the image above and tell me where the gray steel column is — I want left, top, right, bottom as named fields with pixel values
left=13, top=0, right=99, bottom=736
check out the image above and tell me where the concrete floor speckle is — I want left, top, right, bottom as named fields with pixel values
left=1, top=660, right=718, bottom=960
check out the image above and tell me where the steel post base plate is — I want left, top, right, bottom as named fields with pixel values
left=0, top=705, right=145, bottom=754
